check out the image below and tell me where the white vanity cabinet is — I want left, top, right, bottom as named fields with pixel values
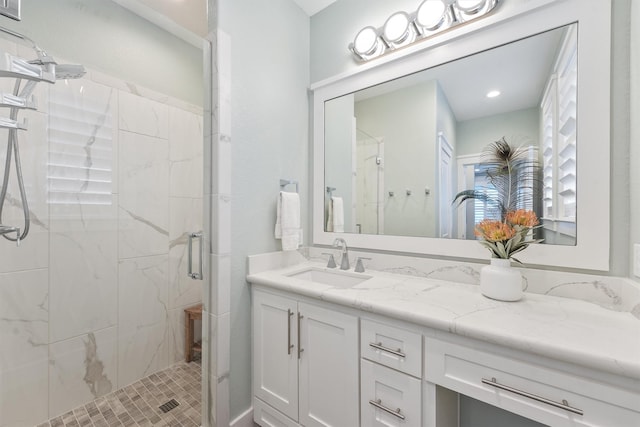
left=248, top=261, right=640, bottom=427
left=252, top=289, right=359, bottom=427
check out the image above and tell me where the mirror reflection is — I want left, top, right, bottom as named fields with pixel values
left=324, top=23, right=577, bottom=246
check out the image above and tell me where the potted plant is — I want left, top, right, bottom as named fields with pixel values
left=453, top=137, right=543, bottom=301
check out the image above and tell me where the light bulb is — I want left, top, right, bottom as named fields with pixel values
left=353, top=27, right=379, bottom=56
left=456, top=0, right=487, bottom=14
left=416, top=0, right=447, bottom=31
left=384, top=12, right=411, bottom=43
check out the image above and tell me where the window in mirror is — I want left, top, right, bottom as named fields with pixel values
left=458, top=146, right=538, bottom=239
left=324, top=23, right=577, bottom=246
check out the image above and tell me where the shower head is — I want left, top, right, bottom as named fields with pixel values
left=55, top=64, right=86, bottom=80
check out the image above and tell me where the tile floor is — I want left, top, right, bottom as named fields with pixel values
left=37, top=362, right=201, bottom=427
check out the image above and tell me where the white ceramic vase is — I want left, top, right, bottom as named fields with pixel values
left=479, top=258, right=523, bottom=301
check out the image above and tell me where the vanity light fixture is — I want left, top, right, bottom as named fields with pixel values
left=382, top=12, right=414, bottom=48
left=348, top=0, right=500, bottom=62
left=352, top=26, right=383, bottom=58
left=457, top=0, right=487, bottom=13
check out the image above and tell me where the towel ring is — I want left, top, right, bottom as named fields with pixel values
left=280, top=179, right=299, bottom=193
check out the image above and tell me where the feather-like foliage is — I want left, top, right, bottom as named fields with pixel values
left=453, top=137, right=542, bottom=220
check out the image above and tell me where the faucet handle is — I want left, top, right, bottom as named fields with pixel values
left=322, top=252, right=337, bottom=269
left=354, top=257, right=371, bottom=273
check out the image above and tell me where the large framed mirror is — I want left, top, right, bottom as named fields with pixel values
left=312, top=0, right=611, bottom=270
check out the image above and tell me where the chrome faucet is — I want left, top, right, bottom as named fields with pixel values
left=333, top=238, right=350, bottom=270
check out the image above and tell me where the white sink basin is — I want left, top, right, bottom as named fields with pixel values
left=286, top=267, right=371, bottom=288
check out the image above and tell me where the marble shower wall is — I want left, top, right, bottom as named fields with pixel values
left=0, top=40, right=203, bottom=426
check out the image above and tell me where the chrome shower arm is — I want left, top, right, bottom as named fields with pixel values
left=0, top=25, right=54, bottom=64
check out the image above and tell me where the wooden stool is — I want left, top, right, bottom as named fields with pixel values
left=184, top=304, right=203, bottom=363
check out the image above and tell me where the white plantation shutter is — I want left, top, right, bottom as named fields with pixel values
left=473, top=156, right=536, bottom=225
left=556, top=44, right=577, bottom=219
left=540, top=25, right=577, bottom=223
left=48, top=83, right=113, bottom=205
left=473, top=169, right=500, bottom=224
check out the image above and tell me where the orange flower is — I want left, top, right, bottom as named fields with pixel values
left=474, top=220, right=516, bottom=242
left=505, top=209, right=539, bottom=227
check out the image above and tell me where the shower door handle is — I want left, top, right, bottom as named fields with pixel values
left=187, top=231, right=203, bottom=280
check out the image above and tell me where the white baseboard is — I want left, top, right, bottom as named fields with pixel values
left=230, top=407, right=254, bottom=427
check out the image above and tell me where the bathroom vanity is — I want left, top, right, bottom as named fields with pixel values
left=247, top=257, right=640, bottom=427
left=247, top=0, right=640, bottom=425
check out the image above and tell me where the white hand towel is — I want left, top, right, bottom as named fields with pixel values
left=326, top=198, right=334, bottom=232
left=275, top=191, right=302, bottom=251
left=331, top=196, right=344, bottom=233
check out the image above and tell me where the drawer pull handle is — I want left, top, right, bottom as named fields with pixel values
left=369, top=342, right=406, bottom=358
left=481, top=377, right=584, bottom=416
left=369, top=399, right=406, bottom=420
left=287, top=309, right=294, bottom=355
left=297, top=313, right=304, bottom=359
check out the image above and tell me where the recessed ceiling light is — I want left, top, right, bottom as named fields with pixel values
left=486, top=90, right=501, bottom=98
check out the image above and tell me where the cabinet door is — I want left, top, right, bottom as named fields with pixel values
left=253, top=291, right=299, bottom=421
left=298, top=302, right=359, bottom=427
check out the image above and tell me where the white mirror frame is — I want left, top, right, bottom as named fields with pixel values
left=312, top=0, right=611, bottom=271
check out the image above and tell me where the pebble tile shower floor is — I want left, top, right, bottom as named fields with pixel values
left=37, top=362, right=201, bottom=427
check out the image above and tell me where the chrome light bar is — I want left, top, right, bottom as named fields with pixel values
left=349, top=0, right=500, bottom=62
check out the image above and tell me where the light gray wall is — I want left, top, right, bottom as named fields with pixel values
left=311, top=0, right=632, bottom=277
left=456, top=108, right=539, bottom=157
left=436, top=82, right=457, bottom=151
left=311, top=0, right=421, bottom=82
left=325, top=94, right=354, bottom=229
left=631, top=0, right=640, bottom=281
left=0, top=0, right=203, bottom=106
left=218, top=0, right=310, bottom=419
left=355, top=82, right=437, bottom=237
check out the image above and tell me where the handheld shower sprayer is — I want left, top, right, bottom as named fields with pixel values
left=0, top=25, right=86, bottom=244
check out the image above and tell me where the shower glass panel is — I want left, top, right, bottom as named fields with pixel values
left=0, top=3, right=206, bottom=427
left=355, top=128, right=384, bottom=234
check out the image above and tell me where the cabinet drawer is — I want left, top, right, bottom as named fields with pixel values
left=254, top=398, right=301, bottom=427
left=361, top=359, right=422, bottom=426
left=425, top=337, right=640, bottom=427
left=361, top=319, right=422, bottom=377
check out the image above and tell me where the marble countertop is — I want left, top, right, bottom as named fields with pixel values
left=247, top=261, right=640, bottom=381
